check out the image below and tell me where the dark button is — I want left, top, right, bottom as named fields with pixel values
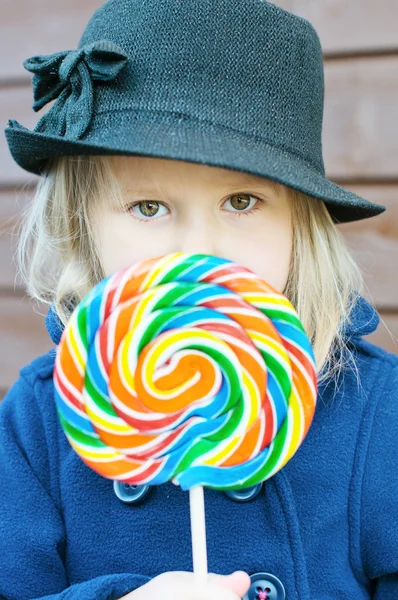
left=113, top=481, right=152, bottom=504
left=243, top=573, right=286, bottom=600
left=224, top=483, right=263, bottom=502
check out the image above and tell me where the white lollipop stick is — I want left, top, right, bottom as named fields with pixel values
left=189, top=485, right=208, bottom=585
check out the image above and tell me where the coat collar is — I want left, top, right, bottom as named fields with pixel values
left=45, top=292, right=380, bottom=347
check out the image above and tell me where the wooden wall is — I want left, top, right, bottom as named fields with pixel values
left=0, top=0, right=397, bottom=398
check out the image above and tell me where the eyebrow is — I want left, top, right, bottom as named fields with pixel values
left=229, top=176, right=280, bottom=191
left=122, top=175, right=279, bottom=195
left=240, top=175, right=281, bottom=193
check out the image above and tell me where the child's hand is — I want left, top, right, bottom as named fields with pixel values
left=118, top=570, right=251, bottom=600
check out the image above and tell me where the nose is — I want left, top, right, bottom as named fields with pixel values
left=177, top=221, right=218, bottom=256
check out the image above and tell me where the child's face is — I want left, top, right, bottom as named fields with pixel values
left=93, top=156, right=292, bottom=292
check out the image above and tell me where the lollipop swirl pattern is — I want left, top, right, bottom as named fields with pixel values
left=54, top=253, right=317, bottom=491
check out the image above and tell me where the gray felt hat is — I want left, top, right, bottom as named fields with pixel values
left=4, top=0, right=385, bottom=223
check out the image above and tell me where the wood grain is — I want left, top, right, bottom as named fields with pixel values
left=1, top=0, right=397, bottom=80
left=337, top=184, right=398, bottom=309
left=323, top=57, right=398, bottom=179
left=0, top=188, right=32, bottom=289
left=0, top=0, right=104, bottom=80
left=272, top=0, right=398, bottom=54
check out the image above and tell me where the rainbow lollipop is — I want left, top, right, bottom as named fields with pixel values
left=54, top=253, right=317, bottom=578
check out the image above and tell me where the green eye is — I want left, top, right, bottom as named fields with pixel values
left=128, top=201, right=169, bottom=220
left=137, top=201, right=160, bottom=216
left=229, top=194, right=252, bottom=211
left=224, top=194, right=260, bottom=214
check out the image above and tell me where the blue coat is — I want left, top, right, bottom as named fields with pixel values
left=1, top=294, right=398, bottom=600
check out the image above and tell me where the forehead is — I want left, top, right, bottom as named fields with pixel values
left=109, top=155, right=281, bottom=193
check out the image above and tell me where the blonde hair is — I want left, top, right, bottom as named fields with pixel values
left=15, top=155, right=365, bottom=385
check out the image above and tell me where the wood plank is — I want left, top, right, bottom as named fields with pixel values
left=0, top=223, right=19, bottom=289
left=271, top=0, right=398, bottom=54
left=341, top=185, right=398, bottom=239
left=0, top=0, right=104, bottom=81
left=1, top=56, right=398, bottom=184
left=0, top=0, right=397, bottom=81
left=323, top=57, right=398, bottom=180
left=0, top=187, right=32, bottom=221
left=0, top=188, right=31, bottom=289
left=338, top=184, right=398, bottom=310
left=342, top=229, right=398, bottom=310
left=0, top=84, right=41, bottom=184
left=0, top=294, right=53, bottom=390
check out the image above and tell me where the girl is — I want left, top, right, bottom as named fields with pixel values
left=2, top=1, right=397, bottom=599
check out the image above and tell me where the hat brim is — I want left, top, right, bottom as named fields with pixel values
left=5, top=111, right=385, bottom=224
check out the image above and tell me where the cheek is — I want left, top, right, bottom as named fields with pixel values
left=224, top=221, right=292, bottom=292
left=95, top=213, right=175, bottom=277
left=249, top=247, right=291, bottom=292
left=94, top=214, right=138, bottom=276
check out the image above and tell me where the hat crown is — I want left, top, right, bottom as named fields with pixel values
left=79, top=0, right=325, bottom=174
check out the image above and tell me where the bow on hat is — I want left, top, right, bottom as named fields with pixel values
left=23, top=40, right=129, bottom=139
